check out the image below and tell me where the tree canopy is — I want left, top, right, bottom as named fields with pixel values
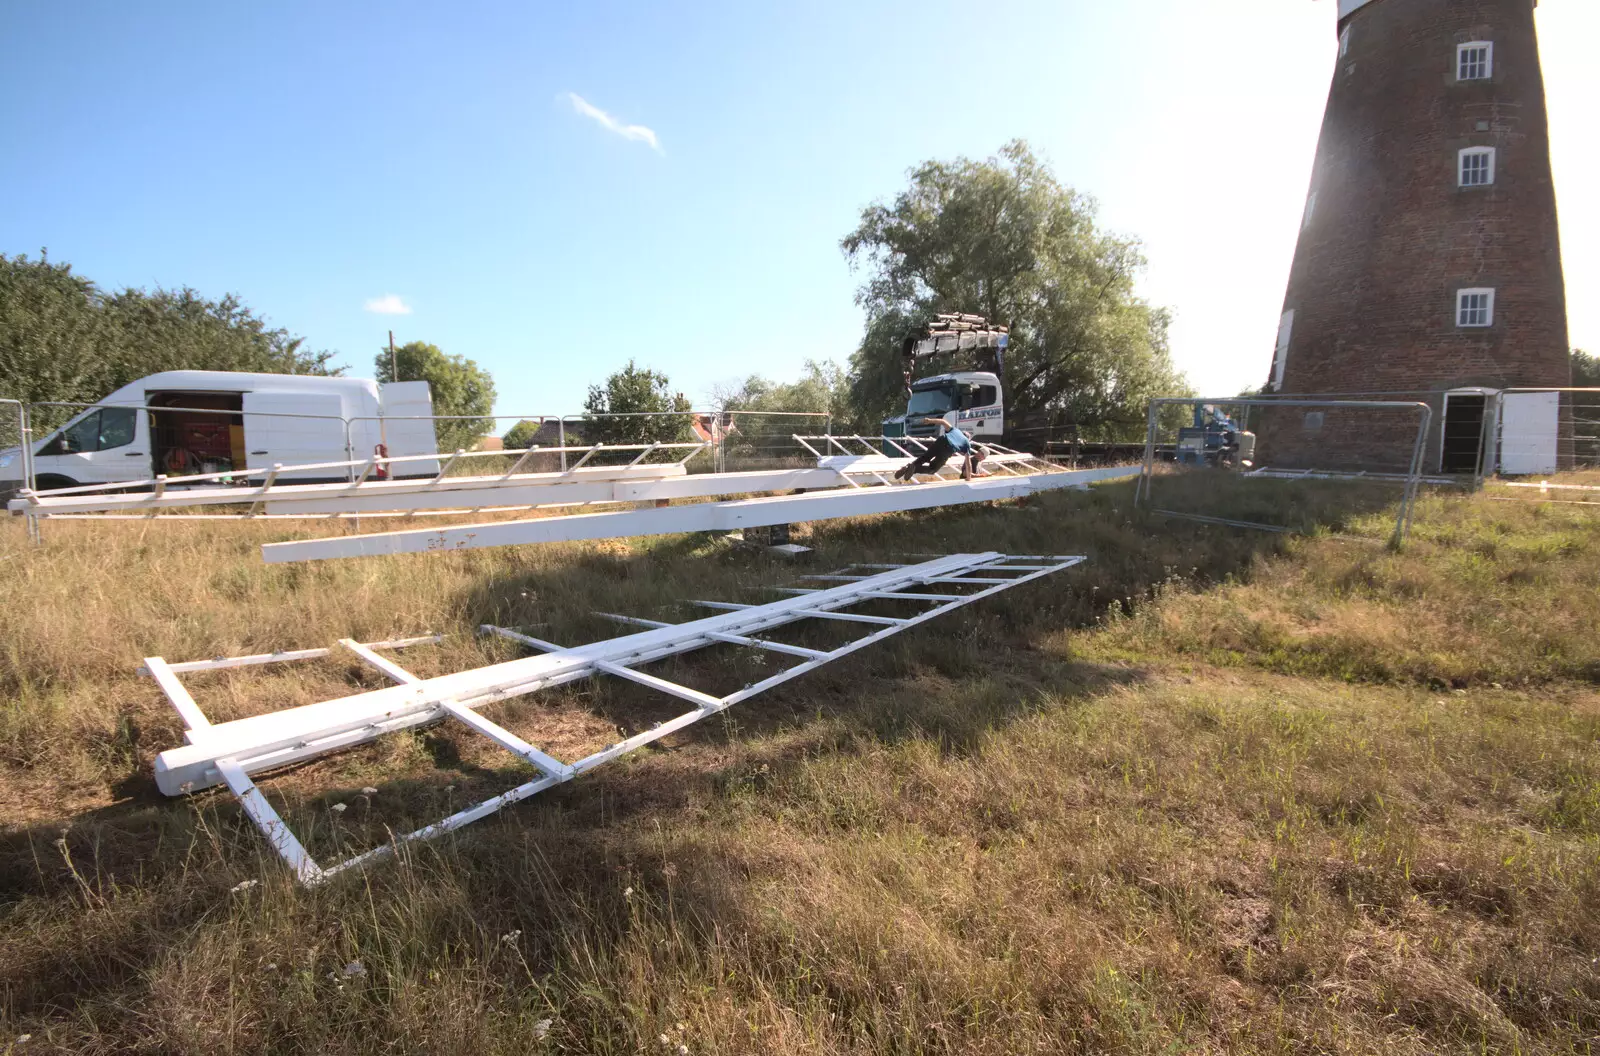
left=582, top=360, right=692, bottom=448
left=1, top=251, right=336, bottom=428
left=374, top=341, right=496, bottom=453
left=501, top=419, right=545, bottom=451
left=1573, top=349, right=1599, bottom=388
left=841, top=141, right=1187, bottom=438
left=714, top=359, right=848, bottom=421
left=712, top=359, right=848, bottom=459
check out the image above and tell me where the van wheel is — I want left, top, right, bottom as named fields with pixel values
left=32, top=474, right=79, bottom=491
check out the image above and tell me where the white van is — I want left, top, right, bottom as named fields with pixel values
left=0, top=371, right=440, bottom=494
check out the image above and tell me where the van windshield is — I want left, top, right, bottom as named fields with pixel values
left=907, top=385, right=956, bottom=416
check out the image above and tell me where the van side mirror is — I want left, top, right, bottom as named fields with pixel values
left=959, top=387, right=974, bottom=410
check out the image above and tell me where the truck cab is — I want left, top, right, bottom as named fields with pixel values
left=1, top=371, right=440, bottom=495
left=888, top=371, right=1005, bottom=442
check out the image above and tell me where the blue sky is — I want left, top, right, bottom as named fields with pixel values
left=2, top=1, right=1594, bottom=417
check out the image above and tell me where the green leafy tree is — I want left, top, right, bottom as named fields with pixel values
left=582, top=360, right=692, bottom=448
left=375, top=341, right=496, bottom=453
left=501, top=419, right=545, bottom=450
left=713, top=359, right=848, bottom=459
left=1573, top=349, right=1599, bottom=388
left=0, top=253, right=110, bottom=420
left=2, top=251, right=337, bottom=431
left=841, top=141, right=1189, bottom=440
left=102, top=287, right=336, bottom=383
left=715, top=359, right=848, bottom=420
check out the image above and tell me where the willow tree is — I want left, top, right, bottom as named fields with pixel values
left=841, top=141, right=1187, bottom=438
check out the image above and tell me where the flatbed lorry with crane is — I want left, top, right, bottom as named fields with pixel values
left=881, top=314, right=1009, bottom=448
left=879, top=313, right=1254, bottom=468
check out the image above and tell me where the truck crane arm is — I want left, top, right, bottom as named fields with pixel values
left=898, top=314, right=1009, bottom=396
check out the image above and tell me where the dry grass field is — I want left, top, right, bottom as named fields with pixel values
left=1, top=473, right=1597, bottom=1054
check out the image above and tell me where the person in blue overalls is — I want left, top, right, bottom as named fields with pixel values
left=893, top=414, right=986, bottom=481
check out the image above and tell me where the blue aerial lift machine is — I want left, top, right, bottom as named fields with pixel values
left=1175, top=404, right=1257, bottom=468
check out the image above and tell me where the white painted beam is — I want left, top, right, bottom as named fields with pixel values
left=705, top=632, right=829, bottom=659
left=144, top=657, right=211, bottom=743
left=437, top=700, right=572, bottom=778
left=478, top=624, right=567, bottom=653
left=261, top=465, right=1140, bottom=564
left=339, top=639, right=421, bottom=684
left=9, top=462, right=690, bottom=516
left=593, top=660, right=724, bottom=710
left=137, top=634, right=441, bottom=676
left=269, top=467, right=848, bottom=516
left=217, top=757, right=324, bottom=883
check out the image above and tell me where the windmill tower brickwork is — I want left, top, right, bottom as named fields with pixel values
left=1261, top=0, right=1569, bottom=472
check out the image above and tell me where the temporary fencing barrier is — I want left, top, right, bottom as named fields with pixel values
left=1135, top=397, right=1433, bottom=546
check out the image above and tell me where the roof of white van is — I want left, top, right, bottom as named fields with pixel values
left=125, top=371, right=378, bottom=395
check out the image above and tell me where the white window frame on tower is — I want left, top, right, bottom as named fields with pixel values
left=1456, top=288, right=1495, bottom=328
left=1458, top=146, right=1496, bottom=187
left=1302, top=191, right=1318, bottom=230
left=1457, top=41, right=1493, bottom=81
left=1339, top=25, right=1351, bottom=57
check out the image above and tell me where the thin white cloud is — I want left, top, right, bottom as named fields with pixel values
left=363, top=294, right=413, bottom=316
left=563, top=92, right=663, bottom=154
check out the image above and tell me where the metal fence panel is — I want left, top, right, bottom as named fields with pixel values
left=1136, top=397, right=1432, bottom=546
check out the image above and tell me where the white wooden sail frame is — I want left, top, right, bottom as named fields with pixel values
left=145, top=552, right=1084, bottom=885
left=8, top=435, right=1092, bottom=521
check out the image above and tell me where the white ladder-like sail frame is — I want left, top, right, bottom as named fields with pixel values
left=6, top=440, right=713, bottom=518
left=9, top=434, right=1117, bottom=522
left=145, top=553, right=1084, bottom=885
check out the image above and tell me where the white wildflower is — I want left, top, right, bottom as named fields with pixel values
left=623, top=885, right=634, bottom=901
left=265, top=963, right=277, bottom=972
left=341, top=960, right=365, bottom=978
left=659, top=1034, right=671, bottom=1046
left=330, top=802, right=348, bottom=813
left=361, top=786, right=378, bottom=796
left=230, top=879, right=259, bottom=893
left=16, top=1035, right=32, bottom=1045
left=531, top=1018, right=552, bottom=1039
left=501, top=929, right=521, bottom=944
left=677, top=1045, right=689, bottom=1055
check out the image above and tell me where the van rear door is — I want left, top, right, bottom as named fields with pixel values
left=242, top=392, right=348, bottom=481
left=378, top=381, right=441, bottom=478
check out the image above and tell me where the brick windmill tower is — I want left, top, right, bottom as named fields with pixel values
left=1264, top=0, right=1569, bottom=472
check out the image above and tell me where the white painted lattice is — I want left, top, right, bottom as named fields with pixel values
left=147, top=552, right=1085, bottom=885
